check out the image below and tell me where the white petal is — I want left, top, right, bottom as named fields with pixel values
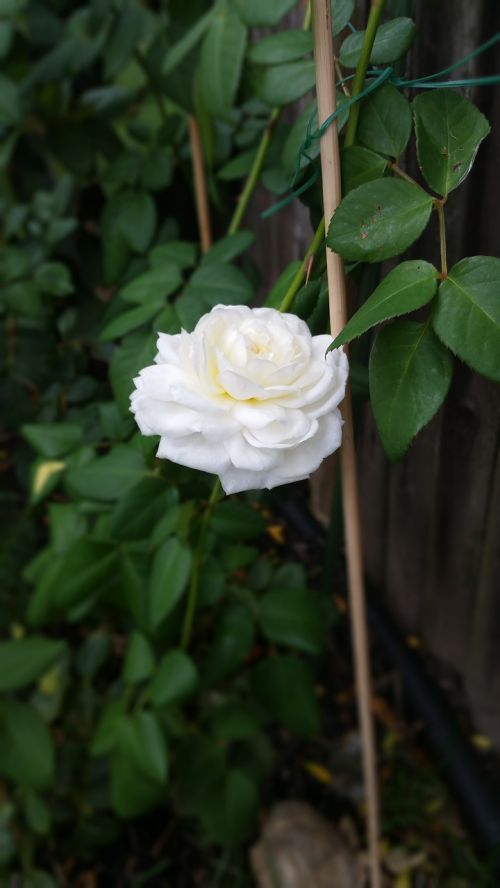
left=157, top=433, right=230, bottom=475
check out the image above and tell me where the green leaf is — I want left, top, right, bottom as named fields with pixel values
left=109, top=331, right=156, bottom=416
left=233, top=0, right=296, bottom=26
left=370, top=319, right=453, bottom=461
left=202, top=231, right=255, bottom=265
left=341, top=145, right=387, bottom=193
left=163, top=7, right=215, bottom=77
left=149, top=537, right=192, bottom=629
left=0, top=74, right=20, bottom=125
left=258, top=59, right=316, bottom=107
left=120, top=265, right=182, bottom=305
left=100, top=302, right=160, bottom=342
left=0, top=637, right=66, bottom=691
left=34, top=261, right=74, bottom=296
left=150, top=241, right=197, bottom=270
left=65, top=445, right=147, bottom=502
left=413, top=90, right=490, bottom=196
left=111, top=477, right=177, bottom=541
left=117, top=191, right=157, bottom=253
left=21, top=422, right=82, bottom=458
left=202, top=606, right=255, bottom=688
left=200, top=6, right=247, bottom=118
left=264, top=260, right=302, bottom=308
left=327, top=179, right=433, bottom=263
left=260, top=588, right=324, bottom=654
left=28, top=539, right=118, bottom=622
left=218, top=150, right=255, bottom=181
left=211, top=501, right=266, bottom=541
left=101, top=194, right=131, bottom=285
left=211, top=704, right=260, bottom=741
left=332, top=0, right=355, bottom=36
left=111, top=712, right=167, bottom=818
left=104, top=0, right=149, bottom=78
left=176, top=262, right=253, bottom=330
left=0, top=700, right=54, bottom=789
left=433, top=256, right=500, bottom=382
left=357, top=84, right=412, bottom=158
left=282, top=102, right=319, bottom=176
left=123, top=632, right=155, bottom=685
left=149, top=649, right=198, bottom=706
left=248, top=30, right=313, bottom=65
left=90, top=700, right=127, bottom=756
left=252, top=655, right=320, bottom=736
left=199, top=769, right=258, bottom=847
left=23, top=793, right=51, bottom=836
left=340, top=17, right=416, bottom=67
left=332, top=260, right=438, bottom=347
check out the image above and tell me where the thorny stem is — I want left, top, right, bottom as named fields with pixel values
left=180, top=479, right=222, bottom=650
left=435, top=198, right=448, bottom=278
left=344, top=0, right=387, bottom=148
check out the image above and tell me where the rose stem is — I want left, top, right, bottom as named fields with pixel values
left=226, top=1, right=312, bottom=236
left=188, top=115, right=212, bottom=252
left=312, top=1, right=381, bottom=886
left=180, top=478, right=222, bottom=650
left=343, top=0, right=386, bottom=148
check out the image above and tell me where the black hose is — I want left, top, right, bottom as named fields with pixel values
left=271, top=494, right=500, bottom=856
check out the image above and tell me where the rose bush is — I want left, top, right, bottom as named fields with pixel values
left=131, top=304, right=348, bottom=493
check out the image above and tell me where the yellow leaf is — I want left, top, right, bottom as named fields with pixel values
left=39, top=664, right=61, bottom=695
left=32, top=460, right=65, bottom=497
left=303, top=761, right=333, bottom=785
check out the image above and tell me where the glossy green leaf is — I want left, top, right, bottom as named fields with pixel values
left=123, top=632, right=155, bottom=685
left=282, top=102, right=318, bottom=176
left=341, top=145, right=387, bottom=193
left=109, top=331, right=156, bottom=416
left=100, top=194, right=131, bottom=285
left=202, top=231, right=255, bottom=265
left=211, top=704, right=260, bottom=741
left=252, top=655, right=320, bottom=736
left=357, top=84, right=412, bottom=158
left=259, top=587, right=324, bottom=654
left=0, top=637, right=65, bottom=691
left=119, top=265, right=182, bottom=305
left=370, top=319, right=453, bottom=461
left=149, top=537, right=192, bottom=628
left=332, top=260, right=438, bottom=347
left=340, top=17, right=416, bottom=67
left=248, top=30, right=313, bottom=65
left=90, top=700, right=127, bottom=756
left=117, top=191, right=157, bottom=253
left=29, top=539, right=117, bottom=621
left=332, top=0, right=355, bottom=35
left=327, top=179, right=433, bottom=262
left=258, top=59, right=316, bottom=107
left=433, top=256, right=500, bottom=382
left=100, top=302, right=160, bottom=341
left=233, top=0, right=296, bottom=26
left=0, top=700, right=54, bottom=789
left=211, top=500, right=266, bottom=540
left=176, top=262, right=253, bottom=330
left=65, top=445, right=147, bottom=502
left=218, top=150, right=255, bottom=181
left=149, top=649, right=198, bottom=706
left=199, top=6, right=247, bottom=117
left=104, top=0, right=149, bottom=77
left=111, top=477, right=177, bottom=541
left=413, top=90, right=490, bottom=196
left=34, top=261, right=74, bottom=296
left=21, top=422, right=82, bottom=458
left=150, top=241, right=197, bottom=270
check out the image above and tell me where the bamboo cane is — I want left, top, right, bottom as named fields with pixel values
left=311, top=1, right=382, bottom=885
left=188, top=115, right=212, bottom=252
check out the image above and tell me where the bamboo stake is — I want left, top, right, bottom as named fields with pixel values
left=312, top=2, right=382, bottom=886
left=188, top=116, right=212, bottom=252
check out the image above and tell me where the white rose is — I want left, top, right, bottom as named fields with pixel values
left=130, top=304, right=348, bottom=495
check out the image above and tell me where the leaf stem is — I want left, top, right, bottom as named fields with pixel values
left=279, top=218, right=325, bottom=312
left=435, top=199, right=448, bottom=278
left=226, top=1, right=312, bottom=235
left=180, top=478, right=222, bottom=650
left=344, top=0, right=387, bottom=148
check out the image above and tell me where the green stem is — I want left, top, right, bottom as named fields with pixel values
left=181, top=478, right=222, bottom=650
left=227, top=107, right=281, bottom=235
left=279, top=218, right=325, bottom=313
left=436, top=199, right=448, bottom=278
left=226, top=1, right=312, bottom=235
left=344, top=0, right=387, bottom=147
